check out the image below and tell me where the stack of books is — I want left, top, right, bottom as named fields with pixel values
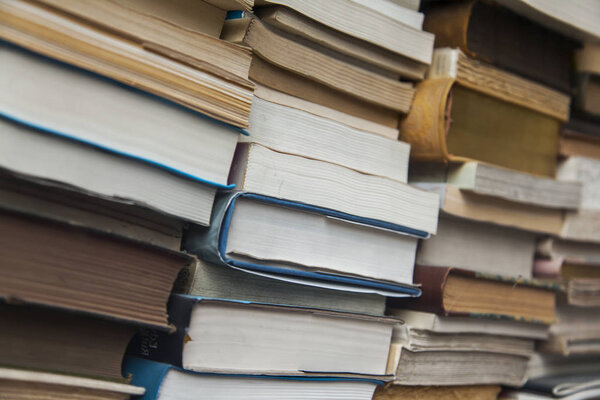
left=1, top=0, right=599, bottom=400
left=0, top=0, right=256, bottom=398
left=379, top=1, right=600, bottom=400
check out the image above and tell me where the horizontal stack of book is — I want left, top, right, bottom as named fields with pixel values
left=0, top=0, right=255, bottom=397
left=1, top=0, right=599, bottom=399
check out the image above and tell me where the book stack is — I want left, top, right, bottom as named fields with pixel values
left=124, top=1, right=442, bottom=399
left=377, top=1, right=600, bottom=400
left=0, top=0, right=255, bottom=398
left=2, top=0, right=600, bottom=400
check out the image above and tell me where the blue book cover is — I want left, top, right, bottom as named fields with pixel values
left=183, top=191, right=423, bottom=297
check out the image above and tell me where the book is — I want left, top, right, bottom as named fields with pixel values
left=524, top=373, right=600, bottom=399
left=526, top=353, right=600, bottom=382
left=559, top=129, right=600, bottom=160
left=401, top=78, right=561, bottom=177
left=0, top=367, right=144, bottom=400
left=414, top=183, right=564, bottom=235
left=230, top=143, right=440, bottom=233
left=183, top=192, right=424, bottom=296
left=248, top=54, right=400, bottom=127
left=0, top=0, right=254, bottom=127
left=255, top=6, right=427, bottom=80
left=174, top=259, right=387, bottom=315
left=390, top=349, right=529, bottom=386
left=345, top=0, right=424, bottom=29
left=253, top=84, right=399, bottom=139
left=387, top=310, right=549, bottom=340
left=558, top=156, right=600, bottom=242
left=124, top=357, right=382, bottom=400
left=536, top=238, right=600, bottom=268
left=373, top=385, right=501, bottom=400
left=443, top=162, right=582, bottom=209
left=0, top=43, right=240, bottom=191
left=411, top=161, right=582, bottom=209
left=129, top=296, right=397, bottom=376
left=560, top=209, right=600, bottom=244
left=537, top=302, right=600, bottom=356
left=0, top=116, right=217, bottom=227
left=494, top=0, right=600, bottom=42
left=0, top=171, right=183, bottom=250
left=222, top=17, right=416, bottom=113
left=558, top=156, right=600, bottom=212
left=428, top=48, right=570, bottom=122
left=0, top=209, right=192, bottom=328
left=243, top=96, right=410, bottom=182
left=390, top=323, right=535, bottom=357
left=0, top=303, right=134, bottom=381
left=416, top=216, right=536, bottom=279
left=392, top=265, right=557, bottom=324
left=423, top=0, right=577, bottom=91
left=254, top=0, right=434, bottom=65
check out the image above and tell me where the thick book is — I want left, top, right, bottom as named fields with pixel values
left=558, top=156, right=600, bottom=243
left=0, top=367, right=144, bottom=400
left=373, top=385, right=501, bottom=400
left=230, top=143, right=439, bottom=234
left=0, top=209, right=192, bottom=328
left=0, top=43, right=240, bottom=191
left=244, top=96, right=410, bottom=182
left=248, top=54, right=400, bottom=127
left=411, top=161, right=582, bottom=209
left=124, top=357, right=382, bottom=400
left=416, top=216, right=536, bottom=279
left=254, top=0, right=434, bottom=65
left=128, top=295, right=397, bottom=376
left=400, top=78, right=561, bottom=177
left=0, top=302, right=134, bottom=382
left=558, top=156, right=600, bottom=212
left=183, top=191, right=425, bottom=296
left=255, top=6, right=427, bottom=80
left=174, top=259, right=387, bottom=315
left=0, top=170, right=183, bottom=250
left=222, top=17, right=416, bottom=113
left=0, top=115, right=217, bottom=227
left=423, top=0, right=577, bottom=91
left=391, top=349, right=529, bottom=386
left=445, top=162, right=582, bottom=209
left=253, top=84, right=399, bottom=139
left=391, top=265, right=557, bottom=324
left=428, top=48, right=570, bottom=122
left=414, top=183, right=564, bottom=236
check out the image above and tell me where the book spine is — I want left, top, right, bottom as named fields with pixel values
left=126, top=295, right=198, bottom=367
left=389, top=265, right=450, bottom=313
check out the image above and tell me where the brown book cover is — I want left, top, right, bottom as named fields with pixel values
left=0, top=209, right=193, bottom=329
left=400, top=78, right=560, bottom=177
left=423, top=0, right=576, bottom=92
left=391, top=265, right=557, bottom=324
left=0, top=303, right=134, bottom=381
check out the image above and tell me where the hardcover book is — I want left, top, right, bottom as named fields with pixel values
left=129, top=295, right=397, bottom=376
left=183, top=192, right=426, bottom=296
